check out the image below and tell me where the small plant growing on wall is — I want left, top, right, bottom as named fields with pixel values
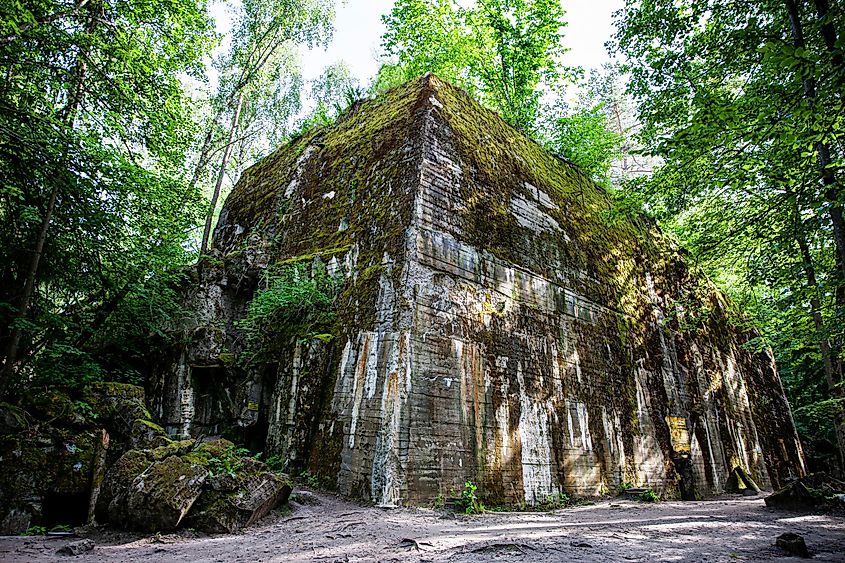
left=237, top=261, right=341, bottom=365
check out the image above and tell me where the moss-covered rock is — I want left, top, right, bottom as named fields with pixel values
left=183, top=471, right=292, bottom=534
left=81, top=382, right=151, bottom=437
left=765, top=473, right=845, bottom=511
left=95, top=436, right=290, bottom=533
left=150, top=439, right=196, bottom=461
left=0, top=427, right=98, bottom=534
left=22, top=389, right=78, bottom=426
left=98, top=449, right=207, bottom=532
left=0, top=402, right=30, bottom=433
left=0, top=381, right=165, bottom=534
left=95, top=449, right=153, bottom=524
left=129, top=418, right=171, bottom=450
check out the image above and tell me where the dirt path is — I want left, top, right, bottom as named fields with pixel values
left=2, top=491, right=843, bottom=562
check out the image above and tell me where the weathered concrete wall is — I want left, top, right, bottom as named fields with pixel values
left=155, top=74, right=805, bottom=507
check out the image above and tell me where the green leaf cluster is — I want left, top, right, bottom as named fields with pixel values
left=612, top=0, right=845, bottom=451
left=237, top=262, right=340, bottom=366
left=380, top=0, right=568, bottom=132
left=0, top=0, right=216, bottom=392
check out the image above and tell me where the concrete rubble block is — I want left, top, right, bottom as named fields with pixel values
left=81, top=382, right=151, bottom=440
left=775, top=532, right=810, bottom=558
left=765, top=473, right=845, bottom=511
left=128, top=418, right=171, bottom=450
left=0, top=427, right=97, bottom=535
left=57, top=539, right=95, bottom=556
left=184, top=471, right=292, bottom=533
left=97, top=447, right=207, bottom=532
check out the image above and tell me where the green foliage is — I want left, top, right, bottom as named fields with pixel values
left=455, top=481, right=485, bottom=514
left=613, top=0, right=845, bottom=452
left=0, top=0, right=214, bottom=393
left=30, top=345, right=103, bottom=389
left=381, top=0, right=570, bottom=131
left=433, top=492, right=445, bottom=509
left=237, top=262, right=340, bottom=365
left=20, top=524, right=71, bottom=536
left=541, top=96, right=622, bottom=187
left=617, top=481, right=634, bottom=494
left=206, top=444, right=245, bottom=478
left=537, top=492, right=571, bottom=510
left=639, top=489, right=659, bottom=503
left=21, top=525, right=47, bottom=536
left=264, top=454, right=286, bottom=473
left=369, top=63, right=410, bottom=96
left=72, top=400, right=97, bottom=421
left=289, top=61, right=364, bottom=137
left=298, top=469, right=321, bottom=488
left=194, top=0, right=335, bottom=188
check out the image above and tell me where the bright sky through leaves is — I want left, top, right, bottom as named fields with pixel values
left=212, top=0, right=623, bottom=86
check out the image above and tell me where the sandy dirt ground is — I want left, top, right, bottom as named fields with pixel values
left=1, top=491, right=843, bottom=562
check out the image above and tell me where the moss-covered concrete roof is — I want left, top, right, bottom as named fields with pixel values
left=215, top=73, right=734, bottom=329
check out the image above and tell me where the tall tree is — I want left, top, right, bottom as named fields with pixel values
left=613, top=0, right=845, bottom=465
left=0, top=0, right=215, bottom=394
left=197, top=0, right=334, bottom=254
left=381, top=0, right=568, bottom=131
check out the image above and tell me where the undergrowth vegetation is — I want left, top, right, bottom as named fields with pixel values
left=237, top=262, right=341, bottom=365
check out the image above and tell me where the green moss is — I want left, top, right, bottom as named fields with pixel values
left=150, top=439, right=195, bottom=461
left=218, top=351, right=236, bottom=366
left=275, top=245, right=352, bottom=266
left=0, top=402, right=29, bottom=430
left=135, top=418, right=165, bottom=433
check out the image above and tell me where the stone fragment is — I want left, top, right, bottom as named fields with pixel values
left=98, top=449, right=207, bottom=532
left=725, top=466, right=762, bottom=494
left=775, top=532, right=810, bottom=558
left=57, top=539, right=95, bottom=556
left=184, top=471, right=291, bottom=533
left=129, top=418, right=170, bottom=450
left=0, top=402, right=30, bottom=433
left=765, top=473, right=845, bottom=511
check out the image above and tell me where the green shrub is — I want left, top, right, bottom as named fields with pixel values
left=455, top=481, right=485, bottom=515
left=538, top=492, right=571, bottom=510
left=237, top=262, right=341, bottom=365
left=640, top=489, right=659, bottom=502
left=617, top=481, right=634, bottom=494
left=298, top=469, right=321, bottom=488
left=21, top=525, right=47, bottom=536
left=264, top=454, right=286, bottom=472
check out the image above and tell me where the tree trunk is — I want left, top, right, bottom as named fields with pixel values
left=793, top=197, right=845, bottom=469
left=785, top=0, right=845, bottom=467
left=810, top=0, right=845, bottom=307
left=200, top=92, right=244, bottom=254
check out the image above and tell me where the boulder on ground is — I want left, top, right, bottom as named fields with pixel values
left=97, top=441, right=206, bottom=532
left=57, top=539, right=95, bottom=556
left=0, top=382, right=170, bottom=534
left=97, top=437, right=290, bottom=533
left=184, top=458, right=292, bottom=533
left=81, top=383, right=151, bottom=444
left=764, top=473, right=845, bottom=511
left=128, top=418, right=171, bottom=450
left=0, top=426, right=97, bottom=534
left=776, top=532, right=810, bottom=558
left=0, top=402, right=31, bottom=433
